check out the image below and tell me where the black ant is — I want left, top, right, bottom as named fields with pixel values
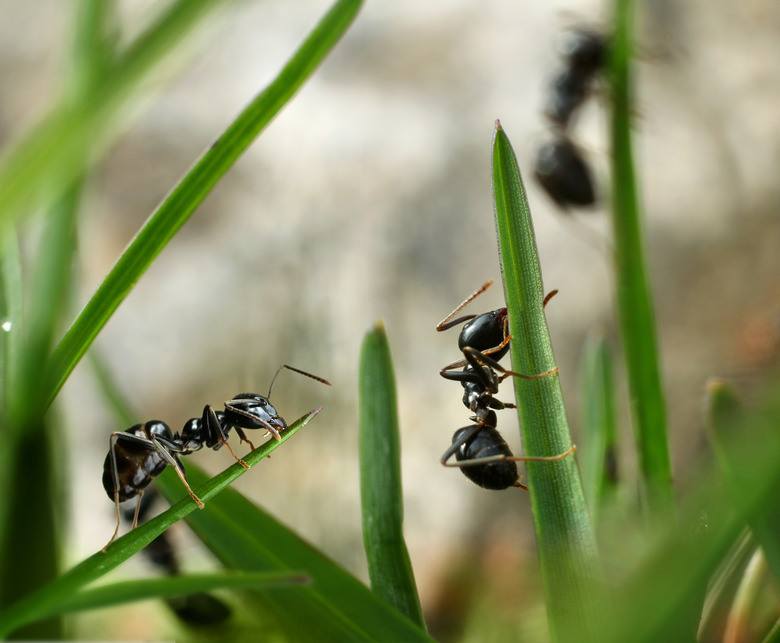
left=543, top=27, right=607, bottom=128
left=533, top=135, right=596, bottom=209
left=102, top=364, right=330, bottom=549
left=535, top=26, right=607, bottom=210
left=436, top=282, right=574, bottom=489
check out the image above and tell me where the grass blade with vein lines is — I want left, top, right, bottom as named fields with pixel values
left=491, top=121, right=605, bottom=642
left=44, top=0, right=364, bottom=408
left=359, top=320, right=425, bottom=628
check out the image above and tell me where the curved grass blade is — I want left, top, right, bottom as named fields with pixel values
left=358, top=320, right=425, bottom=627
left=0, top=410, right=320, bottom=639
left=492, top=121, right=605, bottom=642
left=34, top=571, right=309, bottom=621
left=608, top=0, right=674, bottom=522
left=161, top=463, right=434, bottom=642
left=44, top=0, right=364, bottom=408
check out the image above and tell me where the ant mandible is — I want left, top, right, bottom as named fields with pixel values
left=102, top=364, right=330, bottom=550
left=436, top=281, right=574, bottom=489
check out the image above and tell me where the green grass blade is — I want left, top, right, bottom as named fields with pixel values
left=44, top=0, right=364, bottom=408
left=579, top=332, right=619, bottom=521
left=707, top=379, right=780, bottom=584
left=603, top=380, right=780, bottom=642
left=764, top=617, right=780, bottom=643
left=358, top=320, right=425, bottom=628
left=492, top=121, right=605, bottom=642
left=161, top=463, right=434, bottom=642
left=0, top=410, right=320, bottom=639
left=35, top=572, right=309, bottom=620
left=608, top=0, right=674, bottom=521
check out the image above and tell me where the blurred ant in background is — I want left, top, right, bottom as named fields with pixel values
left=436, top=281, right=575, bottom=490
left=102, top=365, right=330, bottom=549
left=534, top=27, right=608, bottom=210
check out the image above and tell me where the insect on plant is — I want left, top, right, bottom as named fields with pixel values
left=436, top=281, right=575, bottom=489
left=102, top=364, right=331, bottom=550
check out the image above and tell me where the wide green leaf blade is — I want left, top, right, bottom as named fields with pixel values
left=358, top=320, right=425, bottom=627
left=492, top=121, right=605, bottom=642
left=160, top=462, right=433, bottom=642
left=44, top=0, right=364, bottom=407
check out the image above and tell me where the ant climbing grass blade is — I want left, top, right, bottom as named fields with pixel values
left=43, top=0, right=365, bottom=409
left=358, top=321, right=425, bottom=628
left=159, top=458, right=434, bottom=642
left=492, top=121, right=605, bottom=641
left=0, top=410, right=321, bottom=639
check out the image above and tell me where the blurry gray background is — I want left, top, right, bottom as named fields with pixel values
left=1, top=0, right=778, bottom=638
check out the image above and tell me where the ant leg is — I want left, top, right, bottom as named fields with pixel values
left=436, top=280, right=493, bottom=332
left=267, top=364, right=332, bottom=398
left=131, top=489, right=145, bottom=529
left=543, top=289, right=559, bottom=308
left=462, top=346, right=558, bottom=382
left=103, top=431, right=126, bottom=551
left=149, top=436, right=205, bottom=508
left=232, top=426, right=256, bottom=452
left=204, top=405, right=250, bottom=469
left=452, top=444, right=577, bottom=469
left=440, top=425, right=482, bottom=467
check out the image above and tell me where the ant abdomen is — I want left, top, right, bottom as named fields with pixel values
left=452, top=425, right=519, bottom=491
left=102, top=421, right=175, bottom=502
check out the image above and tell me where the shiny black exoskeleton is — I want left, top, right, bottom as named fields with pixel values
left=533, top=136, right=596, bottom=208
left=102, top=364, right=330, bottom=549
left=436, top=283, right=573, bottom=489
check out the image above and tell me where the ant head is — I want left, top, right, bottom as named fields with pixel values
left=458, top=309, right=508, bottom=358
left=224, top=393, right=287, bottom=434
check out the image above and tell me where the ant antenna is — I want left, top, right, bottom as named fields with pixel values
left=543, top=289, right=559, bottom=308
left=267, top=364, right=332, bottom=398
left=437, top=280, right=494, bottom=331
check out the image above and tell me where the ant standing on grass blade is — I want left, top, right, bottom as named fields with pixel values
left=102, top=364, right=330, bottom=551
left=436, top=281, right=575, bottom=490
